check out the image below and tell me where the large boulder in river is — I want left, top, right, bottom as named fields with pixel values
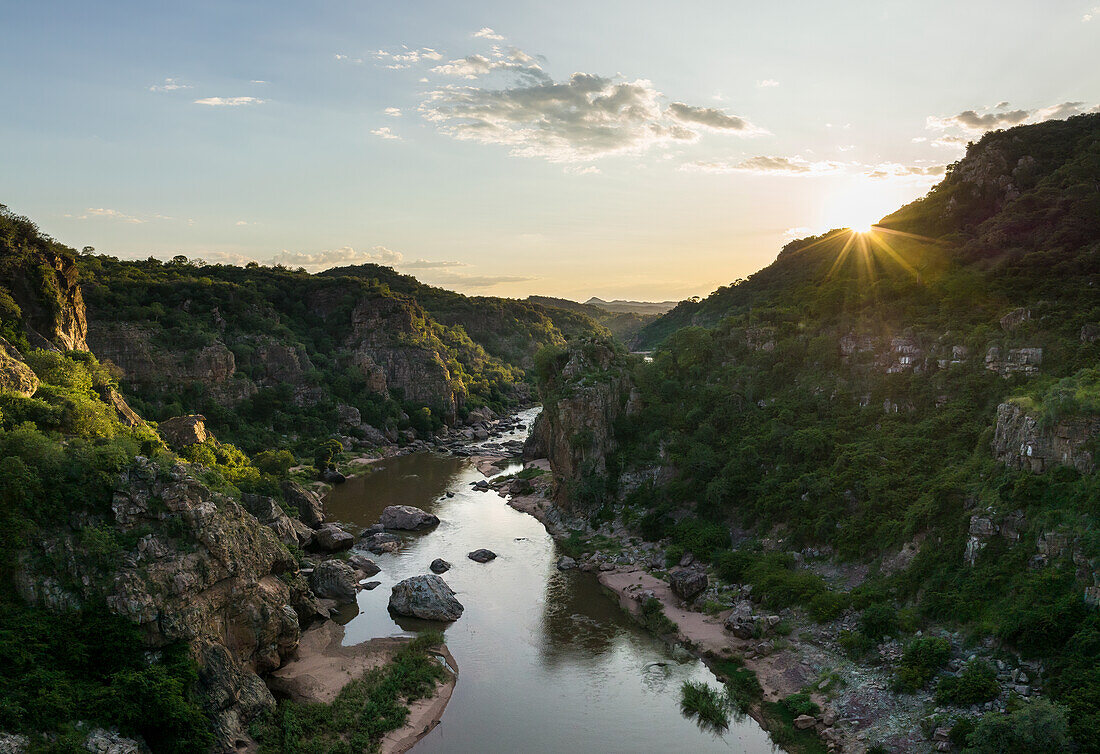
left=309, top=560, right=357, bottom=603
left=363, top=531, right=401, bottom=554
left=380, top=505, right=439, bottom=531
left=388, top=575, right=464, bottom=621
left=468, top=548, right=497, bottom=563
left=314, top=524, right=354, bottom=552
left=430, top=558, right=451, bottom=574
left=347, top=554, right=380, bottom=577
left=281, top=480, right=325, bottom=528
left=669, top=569, right=708, bottom=601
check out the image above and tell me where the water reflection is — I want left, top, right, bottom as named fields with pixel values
left=321, top=408, right=776, bottom=753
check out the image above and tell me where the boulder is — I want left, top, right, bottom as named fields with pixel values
left=359, top=424, right=389, bottom=446
left=158, top=415, right=211, bottom=449
left=430, top=558, right=451, bottom=574
left=347, top=554, right=380, bottom=577
left=309, top=560, right=357, bottom=603
left=241, top=493, right=312, bottom=547
left=388, top=575, right=464, bottom=621
left=468, top=548, right=497, bottom=563
left=380, top=505, right=439, bottom=531
left=363, top=531, right=401, bottom=554
left=0, top=337, right=40, bottom=398
left=557, top=556, right=577, bottom=570
left=793, top=714, right=816, bottom=730
left=322, top=469, right=346, bottom=485
left=281, top=480, right=325, bottom=528
left=669, top=568, right=708, bottom=601
left=314, top=524, right=354, bottom=552
left=361, top=581, right=381, bottom=591
left=336, top=403, right=361, bottom=427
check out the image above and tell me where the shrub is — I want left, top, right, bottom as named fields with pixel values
left=893, top=637, right=951, bottom=692
left=936, top=660, right=1000, bottom=706
left=781, top=692, right=819, bottom=717
left=639, top=597, right=678, bottom=636
left=860, top=602, right=898, bottom=640
left=680, top=681, right=731, bottom=730
left=962, top=698, right=1069, bottom=753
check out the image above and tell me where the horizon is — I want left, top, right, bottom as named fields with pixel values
left=3, top=1, right=1099, bottom=300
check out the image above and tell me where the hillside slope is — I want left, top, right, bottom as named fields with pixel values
left=526, top=294, right=657, bottom=345
left=537, top=114, right=1100, bottom=752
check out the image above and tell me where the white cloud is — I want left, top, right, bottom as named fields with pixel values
left=235, top=220, right=250, bottom=226
left=371, top=126, right=401, bottom=140
left=564, top=165, right=601, bottom=176
left=472, top=27, right=504, bottom=40
left=250, top=80, right=268, bottom=84
left=149, top=77, right=192, bottom=92
left=269, top=245, right=403, bottom=271
left=862, top=162, right=945, bottom=181
left=1084, top=6, right=1100, bottom=21
left=757, top=79, right=780, bottom=88
left=416, top=270, right=535, bottom=288
left=684, top=156, right=846, bottom=176
left=384, top=107, right=403, bottom=117
left=372, top=47, right=443, bottom=70
left=194, top=96, right=264, bottom=106
left=399, top=259, right=467, bottom=269
left=782, top=227, right=813, bottom=241
left=335, top=53, right=364, bottom=64
left=70, top=208, right=178, bottom=224
left=419, top=50, right=763, bottom=162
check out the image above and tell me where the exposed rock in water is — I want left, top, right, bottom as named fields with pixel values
left=430, top=558, right=451, bottom=574
left=992, top=402, right=1099, bottom=474
left=347, top=554, right=380, bottom=577
left=281, top=480, right=326, bottom=528
left=309, top=560, right=358, bottom=603
left=157, top=414, right=212, bottom=449
left=380, top=504, right=440, bottom=531
left=0, top=336, right=40, bottom=396
left=314, top=523, right=354, bottom=552
left=363, top=531, right=402, bottom=554
left=388, top=575, right=464, bottom=621
left=468, top=548, right=497, bottom=563
left=669, top=568, right=708, bottom=601
left=321, top=469, right=346, bottom=485
left=556, top=556, right=577, bottom=570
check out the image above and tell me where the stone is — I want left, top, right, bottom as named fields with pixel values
left=380, top=504, right=439, bottom=531
left=347, top=554, right=380, bottom=577
left=363, top=532, right=401, bottom=554
left=336, top=403, right=361, bottom=427
left=322, top=469, right=346, bottom=485
left=669, top=568, right=708, bottom=601
left=0, top=733, right=29, bottom=754
left=83, top=728, right=149, bottom=754
left=388, top=575, right=464, bottom=621
left=314, top=524, right=354, bottom=552
left=157, top=414, right=211, bottom=449
left=793, top=714, right=816, bottom=730
left=281, top=480, right=326, bottom=528
left=468, top=548, right=497, bottom=563
left=430, top=558, right=451, bottom=574
left=361, top=581, right=381, bottom=590
left=309, top=560, right=357, bottom=603
left=241, top=493, right=313, bottom=547
left=556, top=556, right=577, bottom=570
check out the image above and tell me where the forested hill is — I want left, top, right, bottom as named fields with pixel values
left=321, top=264, right=609, bottom=367
left=635, top=112, right=1100, bottom=349
left=533, top=114, right=1100, bottom=751
left=526, top=294, right=657, bottom=345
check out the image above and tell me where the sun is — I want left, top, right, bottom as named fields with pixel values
left=850, top=221, right=875, bottom=234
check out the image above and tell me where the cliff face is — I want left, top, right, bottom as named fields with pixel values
left=15, top=458, right=313, bottom=750
left=993, top=402, right=1099, bottom=474
left=527, top=341, right=639, bottom=508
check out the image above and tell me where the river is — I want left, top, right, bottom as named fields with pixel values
left=324, top=407, right=776, bottom=753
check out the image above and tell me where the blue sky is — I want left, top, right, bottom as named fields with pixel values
left=2, top=1, right=1098, bottom=299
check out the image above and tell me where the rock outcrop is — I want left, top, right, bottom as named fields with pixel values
left=281, top=480, right=326, bottom=529
left=669, top=569, right=708, bottom=601
left=993, top=402, right=1099, bottom=474
left=0, top=336, right=39, bottom=396
left=380, top=505, right=439, bottom=531
left=309, top=560, right=358, bottom=603
left=157, top=414, right=211, bottom=449
left=388, top=575, right=464, bottom=621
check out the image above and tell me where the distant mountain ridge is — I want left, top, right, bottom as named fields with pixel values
left=584, top=297, right=678, bottom=315
left=526, top=295, right=661, bottom=345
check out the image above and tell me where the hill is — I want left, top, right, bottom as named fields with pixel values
left=584, top=297, right=678, bottom=315
left=526, top=294, right=658, bottom=345
left=534, top=114, right=1100, bottom=751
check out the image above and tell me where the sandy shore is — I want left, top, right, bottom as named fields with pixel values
left=267, top=621, right=457, bottom=754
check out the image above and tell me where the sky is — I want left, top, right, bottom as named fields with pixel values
left=2, top=1, right=1099, bottom=301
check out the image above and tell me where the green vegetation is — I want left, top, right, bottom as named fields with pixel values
left=251, top=632, right=447, bottom=754
left=680, top=681, right=732, bottom=730
left=936, top=660, right=1001, bottom=706
left=962, top=698, right=1070, bottom=754
left=893, top=636, right=952, bottom=692
left=639, top=597, right=678, bottom=636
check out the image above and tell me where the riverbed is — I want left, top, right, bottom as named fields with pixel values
left=324, top=407, right=776, bottom=753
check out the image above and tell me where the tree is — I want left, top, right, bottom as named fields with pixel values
left=963, top=698, right=1069, bottom=754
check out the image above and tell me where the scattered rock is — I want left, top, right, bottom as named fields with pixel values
left=309, top=560, right=357, bottom=603
left=281, top=480, right=326, bottom=528
left=347, top=554, right=380, bottom=577
left=83, top=728, right=149, bottom=754
left=388, top=575, right=464, bottom=621
left=314, top=523, right=354, bottom=552
left=556, top=556, right=577, bottom=570
left=669, top=568, right=708, bottom=601
left=363, top=531, right=401, bottom=554
left=468, top=548, right=497, bottom=563
left=430, top=558, right=451, bottom=574
left=793, top=714, right=816, bottom=730
left=380, top=504, right=439, bottom=531
left=361, top=581, right=381, bottom=591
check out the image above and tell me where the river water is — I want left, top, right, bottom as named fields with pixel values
left=325, top=407, right=775, bottom=754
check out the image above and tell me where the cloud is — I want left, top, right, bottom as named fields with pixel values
left=149, top=77, right=191, bottom=92
left=384, top=107, right=402, bottom=117
left=926, top=101, right=1095, bottom=134
left=416, top=270, right=536, bottom=288
left=372, top=47, right=443, bottom=70
left=783, top=226, right=813, bottom=241
left=683, top=156, right=845, bottom=176
left=250, top=80, right=268, bottom=84
left=370, top=126, right=401, bottom=140
left=69, top=208, right=177, bottom=224
left=399, top=259, right=467, bottom=269
left=564, top=165, right=601, bottom=175
left=667, top=102, right=760, bottom=133
left=420, top=55, right=763, bottom=162
left=472, top=27, right=504, bottom=40
left=235, top=220, right=250, bottom=226
left=335, top=53, right=364, bottom=64
left=194, top=96, right=264, bottom=106
left=269, top=245, right=404, bottom=271
left=757, top=79, right=780, bottom=88
left=862, top=162, right=946, bottom=180
left=1085, top=6, right=1100, bottom=21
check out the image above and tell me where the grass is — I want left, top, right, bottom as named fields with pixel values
left=251, top=631, right=447, bottom=754
left=639, top=597, right=679, bottom=636
left=680, top=681, right=732, bottom=731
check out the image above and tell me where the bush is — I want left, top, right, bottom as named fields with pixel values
left=639, top=597, right=678, bottom=635
left=253, top=449, right=294, bottom=477
left=936, top=660, right=1000, bottom=706
left=962, top=698, right=1069, bottom=753
left=680, top=681, right=731, bottom=730
left=781, top=692, right=819, bottom=717
left=893, top=637, right=951, bottom=692
left=860, top=602, right=898, bottom=640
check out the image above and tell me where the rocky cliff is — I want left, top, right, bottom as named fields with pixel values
left=993, top=401, right=1099, bottom=474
